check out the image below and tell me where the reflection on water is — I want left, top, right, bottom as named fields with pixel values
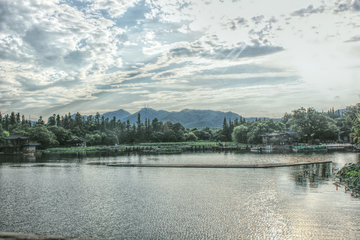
left=293, top=163, right=332, bottom=188
left=0, top=152, right=360, bottom=239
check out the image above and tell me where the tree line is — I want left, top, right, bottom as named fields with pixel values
left=0, top=105, right=359, bottom=149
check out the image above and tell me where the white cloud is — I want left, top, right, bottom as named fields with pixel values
left=89, top=0, right=141, bottom=18
left=1, top=0, right=359, bottom=117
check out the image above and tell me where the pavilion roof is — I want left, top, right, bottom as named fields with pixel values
left=4, top=135, right=29, bottom=140
left=67, top=137, right=89, bottom=143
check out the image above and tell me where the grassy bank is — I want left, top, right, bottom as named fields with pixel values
left=43, top=141, right=249, bottom=154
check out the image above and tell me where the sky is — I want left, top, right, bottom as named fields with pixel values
left=0, top=0, right=359, bottom=119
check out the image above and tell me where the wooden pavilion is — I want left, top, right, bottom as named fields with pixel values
left=0, top=135, right=41, bottom=154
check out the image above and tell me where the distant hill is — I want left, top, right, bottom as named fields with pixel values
left=92, top=107, right=281, bottom=129
left=101, top=109, right=131, bottom=120
left=28, top=108, right=280, bottom=127
left=120, top=108, right=242, bottom=128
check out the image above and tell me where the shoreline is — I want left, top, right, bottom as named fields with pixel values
left=41, top=142, right=359, bottom=155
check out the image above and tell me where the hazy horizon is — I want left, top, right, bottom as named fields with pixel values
left=1, top=0, right=359, bottom=118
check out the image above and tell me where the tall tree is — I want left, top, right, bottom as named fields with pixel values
left=15, top=112, right=21, bottom=123
left=221, top=117, right=230, bottom=141
left=21, top=115, right=26, bottom=125
left=95, top=112, right=101, bottom=130
left=232, top=125, right=249, bottom=143
left=56, top=114, right=61, bottom=127
left=10, top=112, right=16, bottom=125
left=37, top=116, right=45, bottom=125
left=4, top=114, right=9, bottom=131
left=47, top=114, right=56, bottom=126
left=136, top=113, right=144, bottom=142
left=288, top=107, right=338, bottom=142
left=28, top=124, right=59, bottom=148
left=74, top=112, right=83, bottom=129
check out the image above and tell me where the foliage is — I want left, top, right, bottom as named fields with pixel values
left=185, top=132, right=198, bottom=141
left=246, top=120, right=285, bottom=144
left=28, top=124, right=59, bottom=148
left=47, top=126, right=72, bottom=145
left=232, top=125, right=248, bottom=143
left=350, top=113, right=360, bottom=143
left=0, top=124, right=10, bottom=143
left=336, top=162, right=360, bottom=193
left=1, top=103, right=358, bottom=149
left=287, top=107, right=338, bottom=142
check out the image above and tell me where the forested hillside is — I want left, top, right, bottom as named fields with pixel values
left=0, top=105, right=359, bottom=149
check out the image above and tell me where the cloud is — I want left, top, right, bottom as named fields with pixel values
left=124, top=71, right=143, bottom=78
left=213, top=44, right=284, bottom=60
left=251, top=15, right=264, bottom=24
left=1, top=0, right=359, bottom=118
left=84, top=0, right=141, bottom=18
left=344, top=36, right=360, bottom=42
left=290, top=5, right=325, bottom=17
left=224, top=17, right=248, bottom=31
left=146, top=34, right=284, bottom=69
left=333, top=0, right=360, bottom=13
left=154, top=71, right=176, bottom=79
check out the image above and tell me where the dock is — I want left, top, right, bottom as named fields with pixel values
left=326, top=143, right=354, bottom=150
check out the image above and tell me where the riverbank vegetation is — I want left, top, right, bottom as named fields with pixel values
left=0, top=104, right=359, bottom=149
left=336, top=162, right=360, bottom=197
left=42, top=141, right=245, bottom=155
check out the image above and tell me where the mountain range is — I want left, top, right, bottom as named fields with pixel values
left=97, top=108, right=280, bottom=129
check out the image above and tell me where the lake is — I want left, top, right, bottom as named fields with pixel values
left=1, top=152, right=360, bottom=239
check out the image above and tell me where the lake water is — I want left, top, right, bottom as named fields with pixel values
left=1, top=152, right=360, bottom=239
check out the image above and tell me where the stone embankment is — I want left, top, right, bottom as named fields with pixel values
left=0, top=232, right=98, bottom=240
left=87, top=160, right=332, bottom=168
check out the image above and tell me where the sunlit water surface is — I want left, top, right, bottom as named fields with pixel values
left=0, top=152, right=360, bottom=239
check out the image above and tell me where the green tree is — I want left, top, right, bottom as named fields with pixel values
left=85, top=132, right=102, bottom=145
left=287, top=107, right=338, bottom=142
left=37, top=116, right=45, bottom=125
left=136, top=113, right=144, bottom=142
left=192, top=129, right=210, bottom=140
left=15, top=112, right=21, bottom=123
left=220, top=117, right=230, bottom=141
left=74, top=112, right=83, bottom=130
left=232, top=125, right=249, bottom=143
left=163, top=121, right=177, bottom=142
left=0, top=124, right=10, bottom=143
left=103, top=130, right=119, bottom=145
left=47, top=114, right=56, bottom=126
left=48, top=125, right=72, bottom=145
left=100, top=116, right=106, bottom=131
left=9, top=123, right=29, bottom=136
left=282, top=112, right=292, bottom=129
left=21, top=115, right=26, bottom=125
left=172, top=122, right=186, bottom=141
left=28, top=124, right=59, bottom=148
left=56, top=114, right=61, bottom=127
left=10, top=112, right=16, bottom=125
left=4, top=114, right=9, bottom=131
left=185, top=132, right=198, bottom=141
left=95, top=112, right=101, bottom=130
left=150, top=131, right=164, bottom=142
left=354, top=113, right=360, bottom=143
